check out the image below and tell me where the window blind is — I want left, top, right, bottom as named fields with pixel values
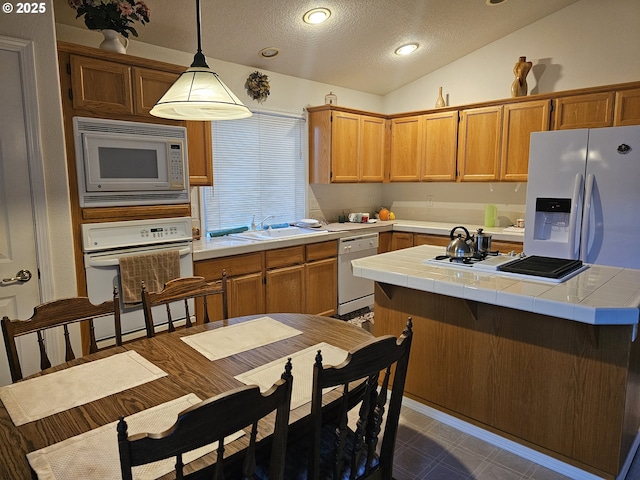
left=201, top=111, right=305, bottom=234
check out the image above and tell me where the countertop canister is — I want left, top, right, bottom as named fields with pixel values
left=484, top=204, right=497, bottom=227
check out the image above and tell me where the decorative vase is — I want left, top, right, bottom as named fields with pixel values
left=99, top=29, right=129, bottom=54
left=435, top=86, right=446, bottom=108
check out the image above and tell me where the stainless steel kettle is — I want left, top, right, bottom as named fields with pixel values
left=447, top=226, right=475, bottom=259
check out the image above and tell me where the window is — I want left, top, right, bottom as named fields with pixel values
left=200, top=111, right=305, bottom=234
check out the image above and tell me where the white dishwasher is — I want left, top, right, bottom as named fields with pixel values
left=338, top=232, right=379, bottom=315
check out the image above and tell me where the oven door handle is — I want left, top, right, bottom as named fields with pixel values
left=87, top=246, right=192, bottom=267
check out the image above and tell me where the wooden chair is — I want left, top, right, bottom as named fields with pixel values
left=1, top=287, right=122, bottom=382
left=118, top=359, right=293, bottom=480
left=284, top=317, right=413, bottom=480
left=141, top=272, right=227, bottom=338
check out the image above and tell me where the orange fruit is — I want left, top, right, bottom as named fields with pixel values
left=379, top=208, right=390, bottom=221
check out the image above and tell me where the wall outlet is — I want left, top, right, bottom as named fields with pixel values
left=427, top=195, right=434, bottom=207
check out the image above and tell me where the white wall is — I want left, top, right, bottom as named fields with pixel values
left=0, top=10, right=77, bottom=300
left=384, top=0, right=640, bottom=113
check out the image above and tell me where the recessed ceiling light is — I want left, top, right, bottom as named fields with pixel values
left=303, top=8, right=331, bottom=25
left=395, top=44, right=418, bottom=56
left=486, top=0, right=508, bottom=5
left=259, top=47, right=280, bottom=58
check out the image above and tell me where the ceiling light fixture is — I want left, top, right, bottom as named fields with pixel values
left=259, top=47, right=280, bottom=58
left=303, top=8, right=331, bottom=25
left=486, top=0, right=508, bottom=5
left=395, top=44, right=418, bottom=56
left=150, top=0, right=251, bottom=121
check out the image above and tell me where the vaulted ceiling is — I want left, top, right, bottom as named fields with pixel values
left=53, top=0, right=580, bottom=95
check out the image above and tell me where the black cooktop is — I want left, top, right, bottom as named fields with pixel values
left=497, top=256, right=583, bottom=279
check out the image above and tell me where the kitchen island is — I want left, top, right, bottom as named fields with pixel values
left=352, top=245, right=640, bottom=480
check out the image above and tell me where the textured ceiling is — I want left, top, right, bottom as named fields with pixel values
left=53, top=0, right=580, bottom=96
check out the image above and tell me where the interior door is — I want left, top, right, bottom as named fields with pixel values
left=0, top=48, right=42, bottom=386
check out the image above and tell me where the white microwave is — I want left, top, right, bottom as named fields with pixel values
left=73, top=116, right=190, bottom=207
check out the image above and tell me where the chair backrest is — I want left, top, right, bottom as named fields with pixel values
left=309, top=317, right=413, bottom=480
left=118, top=359, right=293, bottom=480
left=141, top=273, right=228, bottom=338
left=1, top=287, right=122, bottom=382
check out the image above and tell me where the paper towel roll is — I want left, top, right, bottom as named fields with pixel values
left=484, top=205, right=497, bottom=227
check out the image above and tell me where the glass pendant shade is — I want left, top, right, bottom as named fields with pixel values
left=150, top=67, right=252, bottom=121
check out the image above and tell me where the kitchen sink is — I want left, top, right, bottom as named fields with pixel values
left=230, top=226, right=329, bottom=241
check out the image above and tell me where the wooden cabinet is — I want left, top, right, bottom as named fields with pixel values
left=265, top=246, right=306, bottom=313
left=414, top=233, right=450, bottom=247
left=305, top=241, right=338, bottom=316
left=553, top=92, right=614, bottom=129
left=389, top=112, right=458, bottom=182
left=389, top=116, right=421, bottom=182
left=457, top=106, right=503, bottom=182
left=69, top=55, right=134, bottom=115
left=194, top=252, right=265, bottom=321
left=266, top=264, right=306, bottom=313
left=195, top=240, right=338, bottom=319
left=614, top=88, right=640, bottom=126
left=360, top=115, right=387, bottom=182
left=390, top=232, right=414, bottom=251
left=500, top=100, right=550, bottom=181
left=390, top=232, right=524, bottom=254
left=421, top=111, right=458, bottom=181
left=378, top=232, right=393, bottom=253
left=131, top=67, right=177, bottom=116
left=185, top=120, right=214, bottom=187
left=308, top=106, right=386, bottom=184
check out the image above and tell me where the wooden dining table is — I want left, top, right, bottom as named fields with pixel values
left=0, top=313, right=374, bottom=479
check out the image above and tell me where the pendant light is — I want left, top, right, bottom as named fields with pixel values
left=150, top=0, right=251, bottom=121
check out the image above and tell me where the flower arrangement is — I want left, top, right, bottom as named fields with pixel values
left=68, top=0, right=150, bottom=38
left=245, top=71, right=270, bottom=103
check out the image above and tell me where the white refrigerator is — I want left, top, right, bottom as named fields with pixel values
left=524, top=126, right=640, bottom=269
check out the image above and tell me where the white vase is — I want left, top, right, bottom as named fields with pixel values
left=99, top=29, right=128, bottom=54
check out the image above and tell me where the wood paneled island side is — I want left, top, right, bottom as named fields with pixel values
left=352, top=245, right=640, bottom=479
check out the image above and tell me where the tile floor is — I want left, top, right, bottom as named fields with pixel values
left=393, top=405, right=640, bottom=480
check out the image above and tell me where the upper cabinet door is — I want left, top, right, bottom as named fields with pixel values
left=185, top=120, right=214, bottom=186
left=389, top=116, right=422, bottom=182
left=500, top=100, right=550, bottom=182
left=614, top=88, right=640, bottom=126
left=132, top=67, right=178, bottom=117
left=553, top=92, right=614, bottom=129
left=360, top=115, right=386, bottom=182
left=70, top=55, right=133, bottom=115
left=331, top=111, right=360, bottom=182
left=421, top=111, right=458, bottom=182
left=457, top=106, right=503, bottom=182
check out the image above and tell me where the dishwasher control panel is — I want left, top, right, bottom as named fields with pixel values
left=338, top=233, right=379, bottom=255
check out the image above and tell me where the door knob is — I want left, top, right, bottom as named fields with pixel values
left=1, top=269, right=33, bottom=285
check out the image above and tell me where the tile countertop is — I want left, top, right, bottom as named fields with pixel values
left=351, top=244, right=640, bottom=326
left=193, top=220, right=524, bottom=261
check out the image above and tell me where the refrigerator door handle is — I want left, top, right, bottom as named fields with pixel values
left=580, top=173, right=595, bottom=263
left=568, top=173, right=583, bottom=259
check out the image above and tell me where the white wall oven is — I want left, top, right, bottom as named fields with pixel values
left=82, top=217, right=193, bottom=342
left=73, top=116, right=189, bottom=207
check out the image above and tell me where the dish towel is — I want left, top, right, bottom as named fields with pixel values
left=120, top=250, right=181, bottom=305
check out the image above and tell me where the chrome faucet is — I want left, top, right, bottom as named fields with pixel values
left=252, top=215, right=274, bottom=230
